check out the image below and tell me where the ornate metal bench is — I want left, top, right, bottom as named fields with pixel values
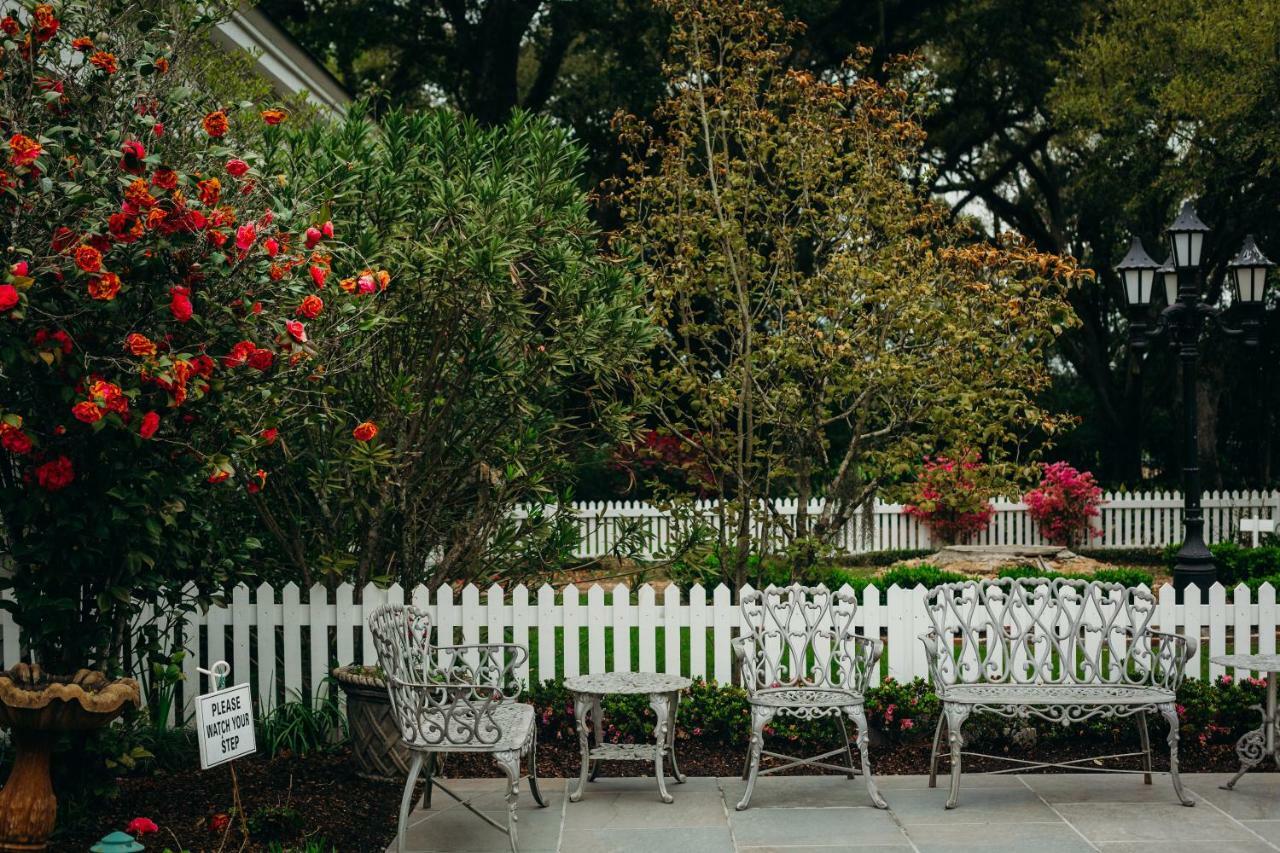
left=920, top=577, right=1197, bottom=809
left=369, top=604, right=547, bottom=853
left=733, top=583, right=888, bottom=810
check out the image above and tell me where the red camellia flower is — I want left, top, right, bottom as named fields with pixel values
left=210, top=813, right=231, bottom=833
left=72, top=400, right=103, bottom=423
left=32, top=4, right=59, bottom=42
left=263, top=237, right=279, bottom=257
left=126, top=817, right=159, bottom=836
left=285, top=319, right=306, bottom=343
left=261, top=108, right=287, bottom=125
left=152, top=122, right=165, bottom=137
left=0, top=424, right=32, bottom=455
left=197, top=176, right=220, bottom=207
left=169, top=286, right=193, bottom=323
left=150, top=168, right=177, bottom=191
left=8, top=134, right=42, bottom=167
left=304, top=226, right=322, bottom=249
left=246, top=348, right=274, bottom=371
left=308, top=265, right=328, bottom=288
left=296, top=295, right=323, bottom=319
left=139, top=411, right=160, bottom=439
left=235, top=223, right=257, bottom=251
left=202, top=110, right=229, bottom=138
left=321, top=220, right=334, bottom=238
left=207, top=469, right=231, bottom=485
left=0, top=284, right=18, bottom=313
left=0, top=16, right=17, bottom=36
left=261, top=427, right=279, bottom=445
left=35, top=456, right=74, bottom=492
left=108, top=212, right=143, bottom=243
left=11, top=260, right=28, bottom=277
left=73, top=245, right=102, bottom=273
left=119, top=140, right=146, bottom=174
left=89, top=51, right=118, bottom=74
left=352, top=421, right=378, bottom=442
left=222, top=339, right=257, bottom=368
left=125, top=333, right=157, bottom=357
left=87, top=273, right=121, bottom=301
left=226, top=158, right=249, bottom=178
left=246, top=468, right=267, bottom=493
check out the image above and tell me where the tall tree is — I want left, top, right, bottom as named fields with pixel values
left=618, top=0, right=1085, bottom=584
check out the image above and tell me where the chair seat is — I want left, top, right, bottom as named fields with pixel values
left=403, top=701, right=535, bottom=753
left=749, top=686, right=863, bottom=708
left=939, top=683, right=1174, bottom=706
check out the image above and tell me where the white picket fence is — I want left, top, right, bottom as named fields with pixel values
left=1, top=580, right=1272, bottom=727
left=541, top=490, right=1280, bottom=558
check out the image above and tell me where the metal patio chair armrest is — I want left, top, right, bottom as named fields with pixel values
left=1144, top=630, right=1197, bottom=691
left=836, top=633, right=883, bottom=695
left=732, top=636, right=759, bottom=694
left=918, top=630, right=946, bottom=686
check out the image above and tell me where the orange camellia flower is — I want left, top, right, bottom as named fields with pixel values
left=260, top=108, right=287, bottom=125
left=296, top=294, right=323, bottom=319
left=90, top=379, right=128, bottom=414
left=197, top=176, right=220, bottom=207
left=125, top=333, right=157, bottom=357
left=87, top=272, right=121, bottom=300
left=71, top=36, right=93, bottom=51
left=73, top=244, right=102, bottom=273
left=352, top=421, right=378, bottom=442
left=72, top=400, right=103, bottom=423
left=8, top=134, right=41, bottom=167
left=153, top=56, right=169, bottom=74
left=89, top=51, right=118, bottom=74
left=32, top=4, right=58, bottom=42
left=150, top=168, right=177, bottom=191
left=202, top=110, right=229, bottom=138
left=125, top=178, right=157, bottom=209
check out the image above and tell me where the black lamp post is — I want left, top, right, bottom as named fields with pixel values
left=1115, top=201, right=1275, bottom=594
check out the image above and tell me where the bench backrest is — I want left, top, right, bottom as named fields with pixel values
left=924, top=578, right=1158, bottom=686
left=738, top=583, right=871, bottom=690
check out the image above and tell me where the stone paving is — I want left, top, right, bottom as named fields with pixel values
left=389, top=772, right=1280, bottom=853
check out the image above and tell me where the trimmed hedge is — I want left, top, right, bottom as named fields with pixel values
left=1163, top=542, right=1280, bottom=587
left=996, top=564, right=1155, bottom=588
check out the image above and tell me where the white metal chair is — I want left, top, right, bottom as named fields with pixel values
left=369, top=604, right=547, bottom=853
left=733, top=583, right=887, bottom=810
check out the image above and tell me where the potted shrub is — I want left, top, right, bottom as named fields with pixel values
left=903, top=451, right=997, bottom=545
left=0, top=3, right=381, bottom=845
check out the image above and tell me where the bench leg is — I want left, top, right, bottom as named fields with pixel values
left=1137, top=713, right=1153, bottom=785
left=1159, top=702, right=1195, bottom=807
left=397, top=752, right=424, bottom=853
left=496, top=749, right=521, bottom=853
left=944, top=704, right=971, bottom=809
left=846, top=706, right=888, bottom=809
left=737, top=705, right=774, bottom=811
left=836, top=714, right=857, bottom=779
left=928, top=713, right=945, bottom=788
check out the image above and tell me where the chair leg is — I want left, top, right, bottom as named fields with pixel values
left=846, top=707, right=888, bottom=809
left=397, top=752, right=425, bottom=853
left=943, top=704, right=971, bottom=809
left=1159, top=702, right=1195, bottom=807
left=736, top=705, right=773, bottom=811
left=528, top=732, right=547, bottom=808
left=420, top=752, right=437, bottom=809
left=928, top=713, right=945, bottom=789
left=496, top=749, right=521, bottom=853
left=1137, top=712, right=1153, bottom=785
left=836, top=714, right=857, bottom=779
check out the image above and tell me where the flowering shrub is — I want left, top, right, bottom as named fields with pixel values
left=0, top=3, right=383, bottom=672
left=1023, top=461, right=1104, bottom=547
left=902, top=451, right=996, bottom=545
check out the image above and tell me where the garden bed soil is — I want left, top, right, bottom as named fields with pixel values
left=54, top=736, right=1270, bottom=852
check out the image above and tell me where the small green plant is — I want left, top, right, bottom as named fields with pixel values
left=996, top=564, right=1154, bottom=588
left=256, top=683, right=346, bottom=757
left=871, top=564, right=968, bottom=591
left=248, top=804, right=306, bottom=844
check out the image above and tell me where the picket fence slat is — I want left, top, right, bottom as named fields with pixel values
left=7, top=576, right=1277, bottom=729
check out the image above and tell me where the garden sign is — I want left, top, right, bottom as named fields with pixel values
left=194, top=661, right=257, bottom=770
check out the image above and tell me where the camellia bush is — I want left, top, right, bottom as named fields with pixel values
left=902, top=451, right=997, bottom=545
left=1022, top=461, right=1104, bottom=547
left=0, top=1, right=382, bottom=673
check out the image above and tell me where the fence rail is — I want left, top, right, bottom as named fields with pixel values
left=528, top=489, right=1280, bottom=558
left=2, top=579, right=1273, bottom=727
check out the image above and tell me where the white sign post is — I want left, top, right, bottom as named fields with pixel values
left=194, top=660, right=256, bottom=770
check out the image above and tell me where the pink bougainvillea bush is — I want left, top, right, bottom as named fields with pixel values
left=1022, top=461, right=1104, bottom=547
left=903, top=451, right=996, bottom=545
left=0, top=2, right=385, bottom=672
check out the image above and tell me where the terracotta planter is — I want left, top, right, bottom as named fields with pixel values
left=332, top=665, right=412, bottom=781
left=0, top=664, right=140, bottom=851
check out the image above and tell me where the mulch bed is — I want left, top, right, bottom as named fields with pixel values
left=53, top=734, right=1271, bottom=852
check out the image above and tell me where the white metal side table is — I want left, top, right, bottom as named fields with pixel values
left=1211, top=654, right=1280, bottom=790
left=564, top=672, right=691, bottom=804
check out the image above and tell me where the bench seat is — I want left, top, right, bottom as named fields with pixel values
left=939, top=684, right=1174, bottom=706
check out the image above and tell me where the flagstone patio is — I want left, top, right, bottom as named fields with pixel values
left=390, top=772, right=1280, bottom=853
